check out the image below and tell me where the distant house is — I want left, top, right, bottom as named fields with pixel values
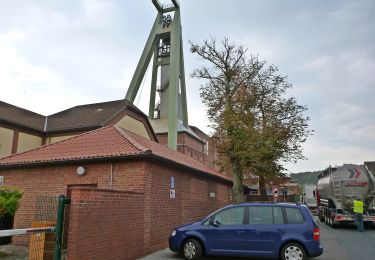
left=277, top=177, right=300, bottom=196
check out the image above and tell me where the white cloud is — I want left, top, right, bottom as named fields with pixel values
left=80, top=0, right=115, bottom=27
left=286, top=135, right=375, bottom=173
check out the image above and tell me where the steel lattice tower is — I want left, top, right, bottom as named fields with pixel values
left=125, top=0, right=194, bottom=150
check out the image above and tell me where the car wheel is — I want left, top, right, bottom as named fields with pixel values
left=182, top=239, right=202, bottom=260
left=319, top=215, right=325, bottom=222
left=281, top=242, right=306, bottom=260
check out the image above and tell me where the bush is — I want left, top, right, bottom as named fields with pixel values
left=0, top=187, right=23, bottom=217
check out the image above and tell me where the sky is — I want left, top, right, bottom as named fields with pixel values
left=0, top=0, right=374, bottom=173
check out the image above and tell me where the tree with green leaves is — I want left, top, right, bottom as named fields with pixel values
left=191, top=38, right=312, bottom=202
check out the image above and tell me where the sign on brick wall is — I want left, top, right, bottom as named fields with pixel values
left=170, top=176, right=176, bottom=198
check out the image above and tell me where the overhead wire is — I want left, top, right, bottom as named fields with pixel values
left=136, top=60, right=151, bottom=106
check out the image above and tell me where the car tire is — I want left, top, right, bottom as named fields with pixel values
left=281, top=242, right=306, bottom=260
left=319, top=215, right=325, bottom=222
left=182, top=238, right=202, bottom=260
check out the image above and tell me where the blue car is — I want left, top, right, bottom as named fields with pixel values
left=169, top=203, right=323, bottom=260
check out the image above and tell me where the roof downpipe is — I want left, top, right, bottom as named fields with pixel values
left=43, top=116, right=48, bottom=132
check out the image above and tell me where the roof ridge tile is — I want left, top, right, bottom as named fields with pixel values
left=114, top=125, right=151, bottom=153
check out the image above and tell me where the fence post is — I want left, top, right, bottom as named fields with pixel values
left=54, top=195, right=71, bottom=260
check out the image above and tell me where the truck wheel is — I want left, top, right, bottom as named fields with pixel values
left=325, top=214, right=330, bottom=226
left=331, top=217, right=337, bottom=228
left=182, top=239, right=203, bottom=260
left=281, top=242, right=306, bottom=260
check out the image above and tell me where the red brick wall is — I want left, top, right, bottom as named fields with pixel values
left=67, top=188, right=145, bottom=260
left=177, top=132, right=204, bottom=153
left=143, top=162, right=231, bottom=253
left=0, top=159, right=232, bottom=256
left=155, top=131, right=217, bottom=168
left=0, top=160, right=147, bottom=244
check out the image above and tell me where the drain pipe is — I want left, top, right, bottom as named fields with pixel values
left=110, top=163, right=113, bottom=189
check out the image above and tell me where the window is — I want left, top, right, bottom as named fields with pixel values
left=248, top=206, right=284, bottom=224
left=249, top=206, right=273, bottom=224
left=273, top=207, right=284, bottom=224
left=285, top=207, right=305, bottom=224
left=202, top=219, right=210, bottom=226
left=213, top=206, right=244, bottom=225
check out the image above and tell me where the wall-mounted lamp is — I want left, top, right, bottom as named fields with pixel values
left=76, top=166, right=86, bottom=176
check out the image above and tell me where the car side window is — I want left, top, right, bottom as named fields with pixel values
left=285, top=207, right=305, bottom=224
left=213, top=206, right=245, bottom=225
left=249, top=206, right=273, bottom=224
left=273, top=207, right=284, bottom=224
left=248, top=206, right=284, bottom=224
left=202, top=219, right=210, bottom=226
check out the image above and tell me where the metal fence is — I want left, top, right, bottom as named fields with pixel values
left=0, top=195, right=70, bottom=260
left=29, top=195, right=59, bottom=260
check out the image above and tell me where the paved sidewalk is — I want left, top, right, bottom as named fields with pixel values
left=138, top=248, right=261, bottom=260
left=0, top=245, right=28, bottom=260
left=138, top=248, right=180, bottom=259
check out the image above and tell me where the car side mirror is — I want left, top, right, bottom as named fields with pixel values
left=210, top=218, right=221, bottom=227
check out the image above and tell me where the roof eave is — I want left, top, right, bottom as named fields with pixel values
left=146, top=153, right=232, bottom=184
left=0, top=153, right=149, bottom=169
left=0, top=152, right=232, bottom=184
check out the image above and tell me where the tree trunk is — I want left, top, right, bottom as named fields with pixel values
left=231, top=159, right=244, bottom=203
left=259, top=175, right=268, bottom=201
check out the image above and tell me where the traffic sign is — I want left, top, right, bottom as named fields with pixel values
left=272, top=186, right=279, bottom=199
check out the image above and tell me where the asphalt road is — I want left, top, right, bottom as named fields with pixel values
left=140, top=219, right=375, bottom=260
left=314, top=219, right=375, bottom=260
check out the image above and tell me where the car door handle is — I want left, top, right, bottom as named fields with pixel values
left=236, top=231, right=245, bottom=236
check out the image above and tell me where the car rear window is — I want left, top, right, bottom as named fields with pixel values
left=285, top=207, right=305, bottom=224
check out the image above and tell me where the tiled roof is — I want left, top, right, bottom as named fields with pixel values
left=46, top=99, right=144, bottom=132
left=0, top=101, right=46, bottom=131
left=0, top=99, right=151, bottom=133
left=0, top=126, right=231, bottom=182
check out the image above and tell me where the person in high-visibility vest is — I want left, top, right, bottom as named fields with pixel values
left=353, top=196, right=364, bottom=232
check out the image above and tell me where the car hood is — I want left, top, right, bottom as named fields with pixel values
left=176, top=221, right=202, bottom=231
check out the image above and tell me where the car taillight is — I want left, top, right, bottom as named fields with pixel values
left=335, top=215, right=343, bottom=221
left=313, top=228, right=320, bottom=241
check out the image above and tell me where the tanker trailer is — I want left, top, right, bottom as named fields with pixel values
left=316, top=164, right=375, bottom=227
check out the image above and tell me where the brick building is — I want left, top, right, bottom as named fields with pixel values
left=0, top=125, right=232, bottom=257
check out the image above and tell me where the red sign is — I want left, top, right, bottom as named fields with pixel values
left=273, top=186, right=279, bottom=199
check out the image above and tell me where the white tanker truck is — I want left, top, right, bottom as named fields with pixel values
left=316, top=164, right=375, bottom=227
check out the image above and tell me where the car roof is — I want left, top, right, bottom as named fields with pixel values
left=225, top=202, right=305, bottom=208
